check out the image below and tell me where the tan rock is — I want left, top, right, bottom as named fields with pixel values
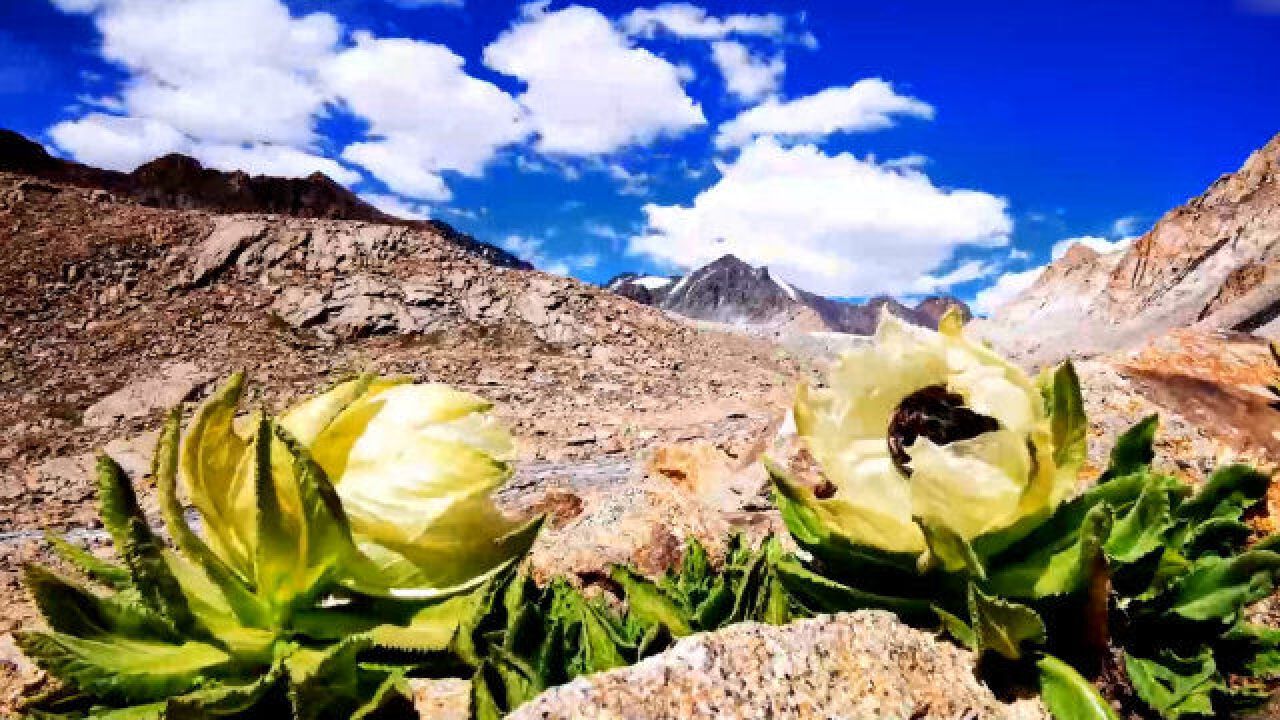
left=507, top=611, right=1048, bottom=720
left=82, top=362, right=209, bottom=428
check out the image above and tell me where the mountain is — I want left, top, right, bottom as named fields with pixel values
left=605, top=254, right=971, bottom=335
left=980, top=131, right=1280, bottom=368
left=0, top=129, right=529, bottom=269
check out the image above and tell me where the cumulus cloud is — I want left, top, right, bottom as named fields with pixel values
left=711, top=41, right=783, bottom=102
left=323, top=32, right=528, bottom=200
left=1050, top=234, right=1133, bottom=259
left=627, top=138, right=1011, bottom=296
left=620, top=3, right=785, bottom=40
left=972, top=267, right=1044, bottom=315
left=47, top=0, right=359, bottom=183
left=971, top=233, right=1136, bottom=316
left=359, top=192, right=431, bottom=220
left=48, top=112, right=359, bottom=182
left=715, top=78, right=933, bottom=149
left=484, top=4, right=705, bottom=155
left=499, top=234, right=597, bottom=277
left=910, top=260, right=997, bottom=294
left=1110, top=215, right=1145, bottom=237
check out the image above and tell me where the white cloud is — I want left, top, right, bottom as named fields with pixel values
left=323, top=33, right=528, bottom=201
left=484, top=4, right=705, bottom=155
left=710, top=41, right=783, bottom=102
left=620, top=3, right=785, bottom=40
left=48, top=113, right=186, bottom=171
left=92, top=0, right=338, bottom=146
left=1008, top=247, right=1031, bottom=261
left=584, top=221, right=623, bottom=240
left=627, top=137, right=1011, bottom=297
left=972, top=267, right=1044, bottom=315
left=910, top=260, right=996, bottom=294
left=48, top=112, right=358, bottom=182
left=500, top=234, right=597, bottom=277
left=359, top=192, right=431, bottom=220
left=1050, top=234, right=1133, bottom=259
left=1111, top=215, right=1145, bottom=237
left=388, top=0, right=463, bottom=7
left=715, top=78, right=933, bottom=149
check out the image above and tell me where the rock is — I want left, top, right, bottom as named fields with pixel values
left=981, top=131, right=1280, bottom=367
left=507, top=611, right=1048, bottom=720
left=190, top=217, right=267, bottom=285
left=82, top=362, right=209, bottom=428
left=410, top=678, right=470, bottom=720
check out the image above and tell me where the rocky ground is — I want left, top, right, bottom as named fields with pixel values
left=4, top=171, right=1280, bottom=718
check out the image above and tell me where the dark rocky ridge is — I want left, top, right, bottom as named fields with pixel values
left=0, top=129, right=529, bottom=270
left=606, top=255, right=971, bottom=334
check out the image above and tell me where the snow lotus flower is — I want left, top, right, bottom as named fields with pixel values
left=180, top=373, right=539, bottom=602
left=773, top=309, right=1086, bottom=562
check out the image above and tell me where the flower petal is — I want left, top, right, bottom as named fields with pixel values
left=822, top=447, right=924, bottom=553
left=907, top=430, right=1029, bottom=539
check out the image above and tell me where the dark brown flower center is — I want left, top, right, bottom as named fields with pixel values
left=887, top=384, right=1000, bottom=476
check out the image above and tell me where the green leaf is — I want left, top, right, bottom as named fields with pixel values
left=369, top=592, right=479, bottom=654
left=165, top=666, right=283, bottom=719
left=15, top=631, right=230, bottom=703
left=988, top=504, right=1112, bottom=599
left=1105, top=476, right=1173, bottom=564
left=609, top=565, right=694, bottom=637
left=471, top=662, right=505, bottom=720
left=1176, top=464, right=1270, bottom=525
left=45, top=533, right=130, bottom=591
left=23, top=564, right=175, bottom=641
left=285, top=637, right=369, bottom=720
left=1166, top=550, right=1280, bottom=624
left=154, top=409, right=267, bottom=630
left=96, top=455, right=196, bottom=632
left=1037, top=654, right=1121, bottom=720
left=1125, top=651, right=1220, bottom=719
left=349, top=668, right=409, bottom=720
left=1182, top=518, right=1252, bottom=559
left=260, top=422, right=356, bottom=611
left=1103, top=415, right=1159, bottom=480
left=1046, top=360, right=1088, bottom=472
left=773, top=557, right=932, bottom=621
left=933, top=606, right=976, bottom=650
left=967, top=585, right=1045, bottom=660
left=920, top=520, right=986, bottom=578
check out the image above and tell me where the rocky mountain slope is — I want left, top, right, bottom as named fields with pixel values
left=0, top=129, right=529, bottom=269
left=980, top=131, right=1280, bottom=368
left=606, top=254, right=971, bottom=334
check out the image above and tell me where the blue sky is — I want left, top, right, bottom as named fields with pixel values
left=2, top=1, right=1278, bottom=312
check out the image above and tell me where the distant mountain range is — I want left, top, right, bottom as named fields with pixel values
left=978, top=130, right=1280, bottom=367
left=0, top=129, right=529, bottom=270
left=606, top=254, right=970, bottom=335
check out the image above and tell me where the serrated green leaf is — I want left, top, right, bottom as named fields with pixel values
left=369, top=592, right=478, bottom=654
left=1125, top=651, right=1220, bottom=719
left=349, top=668, right=409, bottom=720
left=1176, top=464, right=1270, bottom=526
left=23, top=564, right=175, bottom=642
left=44, top=533, right=130, bottom=591
left=96, top=455, right=196, bottom=632
left=165, top=665, right=283, bottom=719
left=773, top=556, right=931, bottom=621
left=1105, top=476, right=1173, bottom=564
left=1037, top=654, right=1121, bottom=720
left=1046, top=360, right=1088, bottom=472
left=16, top=631, right=230, bottom=704
left=988, top=504, right=1112, bottom=599
left=967, top=585, right=1045, bottom=660
left=609, top=565, right=694, bottom=637
left=1166, top=551, right=1280, bottom=624
left=1182, top=518, right=1252, bottom=559
left=1103, top=415, right=1159, bottom=480
left=285, top=637, right=369, bottom=720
